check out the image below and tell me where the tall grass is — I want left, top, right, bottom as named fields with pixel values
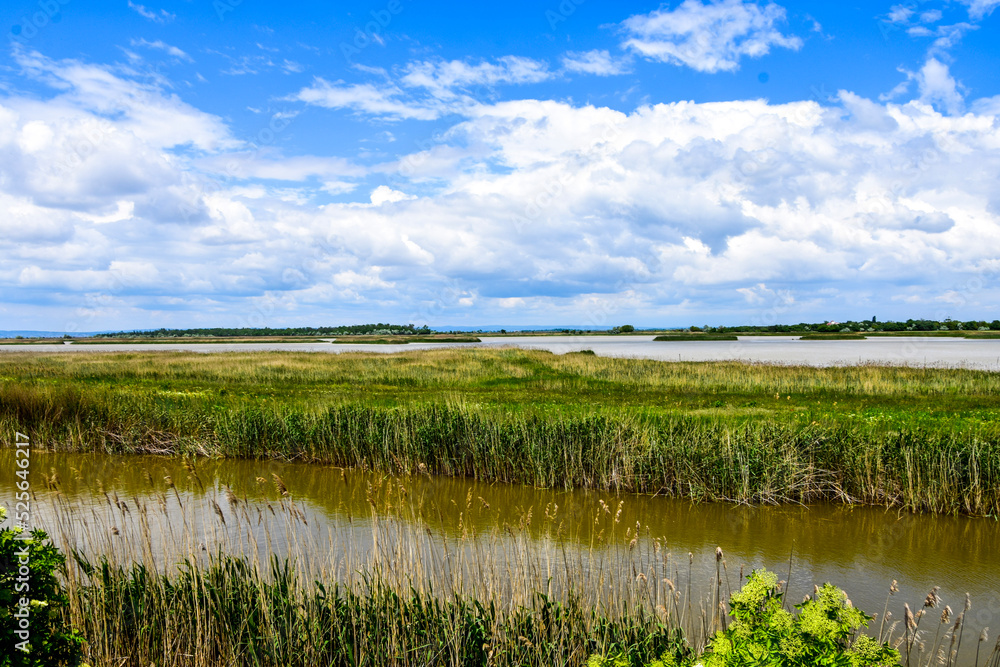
left=46, top=468, right=705, bottom=667
left=30, top=463, right=998, bottom=667
left=2, top=349, right=1000, bottom=514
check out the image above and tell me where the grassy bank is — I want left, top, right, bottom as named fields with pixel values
left=652, top=334, right=740, bottom=341
left=331, top=335, right=482, bottom=343
left=1, top=349, right=999, bottom=514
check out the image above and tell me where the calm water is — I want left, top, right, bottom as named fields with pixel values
left=2, top=449, right=998, bottom=660
left=4, top=335, right=1000, bottom=369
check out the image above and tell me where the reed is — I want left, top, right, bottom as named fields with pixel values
left=41, top=466, right=707, bottom=667
left=22, top=464, right=997, bottom=666
left=2, top=349, right=1000, bottom=514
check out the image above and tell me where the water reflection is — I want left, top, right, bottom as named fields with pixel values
left=2, top=450, right=998, bottom=662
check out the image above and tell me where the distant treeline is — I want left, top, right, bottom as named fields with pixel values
left=101, top=324, right=433, bottom=338
left=707, top=318, right=1000, bottom=334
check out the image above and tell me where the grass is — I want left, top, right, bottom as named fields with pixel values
left=41, top=467, right=705, bottom=667
left=71, top=337, right=329, bottom=344
left=1, top=348, right=1000, bottom=515
left=798, top=333, right=868, bottom=340
left=652, top=335, right=740, bottom=341
left=33, top=462, right=994, bottom=667
left=331, top=335, right=482, bottom=344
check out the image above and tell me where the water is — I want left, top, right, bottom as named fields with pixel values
left=3, top=449, right=997, bottom=661
left=5, top=335, right=1000, bottom=369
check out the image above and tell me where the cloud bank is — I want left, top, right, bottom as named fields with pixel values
left=3, top=20, right=1000, bottom=330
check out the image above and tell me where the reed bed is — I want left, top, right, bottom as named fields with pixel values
left=2, top=349, right=1000, bottom=515
left=44, top=467, right=710, bottom=666
left=25, top=464, right=997, bottom=666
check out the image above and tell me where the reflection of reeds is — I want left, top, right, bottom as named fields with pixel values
left=45, top=471, right=716, bottom=666
left=23, top=468, right=997, bottom=666
left=2, top=349, right=1000, bottom=515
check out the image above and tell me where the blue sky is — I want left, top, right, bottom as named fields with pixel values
left=1, top=0, right=999, bottom=331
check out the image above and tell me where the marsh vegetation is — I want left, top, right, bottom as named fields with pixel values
left=1, top=349, right=999, bottom=515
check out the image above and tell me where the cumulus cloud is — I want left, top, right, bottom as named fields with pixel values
left=620, top=0, right=803, bottom=73
left=916, top=58, right=965, bottom=115
left=369, top=185, right=415, bottom=206
left=13, top=49, right=236, bottom=151
left=5, top=47, right=1000, bottom=328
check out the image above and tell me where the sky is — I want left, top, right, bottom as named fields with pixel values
left=1, top=0, right=999, bottom=331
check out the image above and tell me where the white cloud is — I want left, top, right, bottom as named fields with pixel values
left=127, top=1, right=175, bottom=23
left=294, top=56, right=553, bottom=120
left=5, top=49, right=1000, bottom=328
left=130, top=39, right=193, bottom=62
left=370, top=185, right=415, bottom=206
left=929, top=22, right=978, bottom=53
left=291, top=79, right=442, bottom=120
left=14, top=49, right=236, bottom=151
left=561, top=50, right=632, bottom=76
left=736, top=283, right=793, bottom=306
left=621, top=0, right=803, bottom=73
left=400, top=57, right=551, bottom=98
left=956, top=0, right=1000, bottom=19
left=197, top=153, right=361, bottom=182
left=917, top=58, right=965, bottom=115
left=79, top=200, right=136, bottom=224
left=887, top=5, right=914, bottom=23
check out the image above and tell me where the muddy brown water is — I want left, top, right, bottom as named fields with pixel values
left=2, top=449, right=998, bottom=663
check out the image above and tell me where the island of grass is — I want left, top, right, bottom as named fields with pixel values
left=331, top=335, right=481, bottom=344
left=653, top=334, right=739, bottom=341
left=797, top=333, right=867, bottom=340
left=2, top=347, right=998, bottom=516
left=69, top=336, right=329, bottom=344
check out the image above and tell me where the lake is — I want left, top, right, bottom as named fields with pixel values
left=5, top=335, right=1000, bottom=369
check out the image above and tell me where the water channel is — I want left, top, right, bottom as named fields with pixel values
left=2, top=449, right=997, bottom=663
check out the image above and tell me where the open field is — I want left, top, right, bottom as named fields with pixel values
left=2, top=348, right=999, bottom=515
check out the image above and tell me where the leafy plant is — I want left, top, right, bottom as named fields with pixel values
left=701, top=570, right=898, bottom=666
left=589, top=569, right=900, bottom=667
left=0, top=506, right=84, bottom=667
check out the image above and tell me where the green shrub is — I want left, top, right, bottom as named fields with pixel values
left=0, top=506, right=84, bottom=667
left=589, top=569, right=899, bottom=667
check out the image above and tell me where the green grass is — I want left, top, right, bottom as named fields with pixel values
left=69, top=555, right=688, bottom=667
left=1, top=349, right=999, bottom=514
left=652, top=335, right=740, bottom=341
left=70, top=337, right=328, bottom=344
left=331, top=335, right=482, bottom=344
left=798, top=333, right=867, bottom=340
